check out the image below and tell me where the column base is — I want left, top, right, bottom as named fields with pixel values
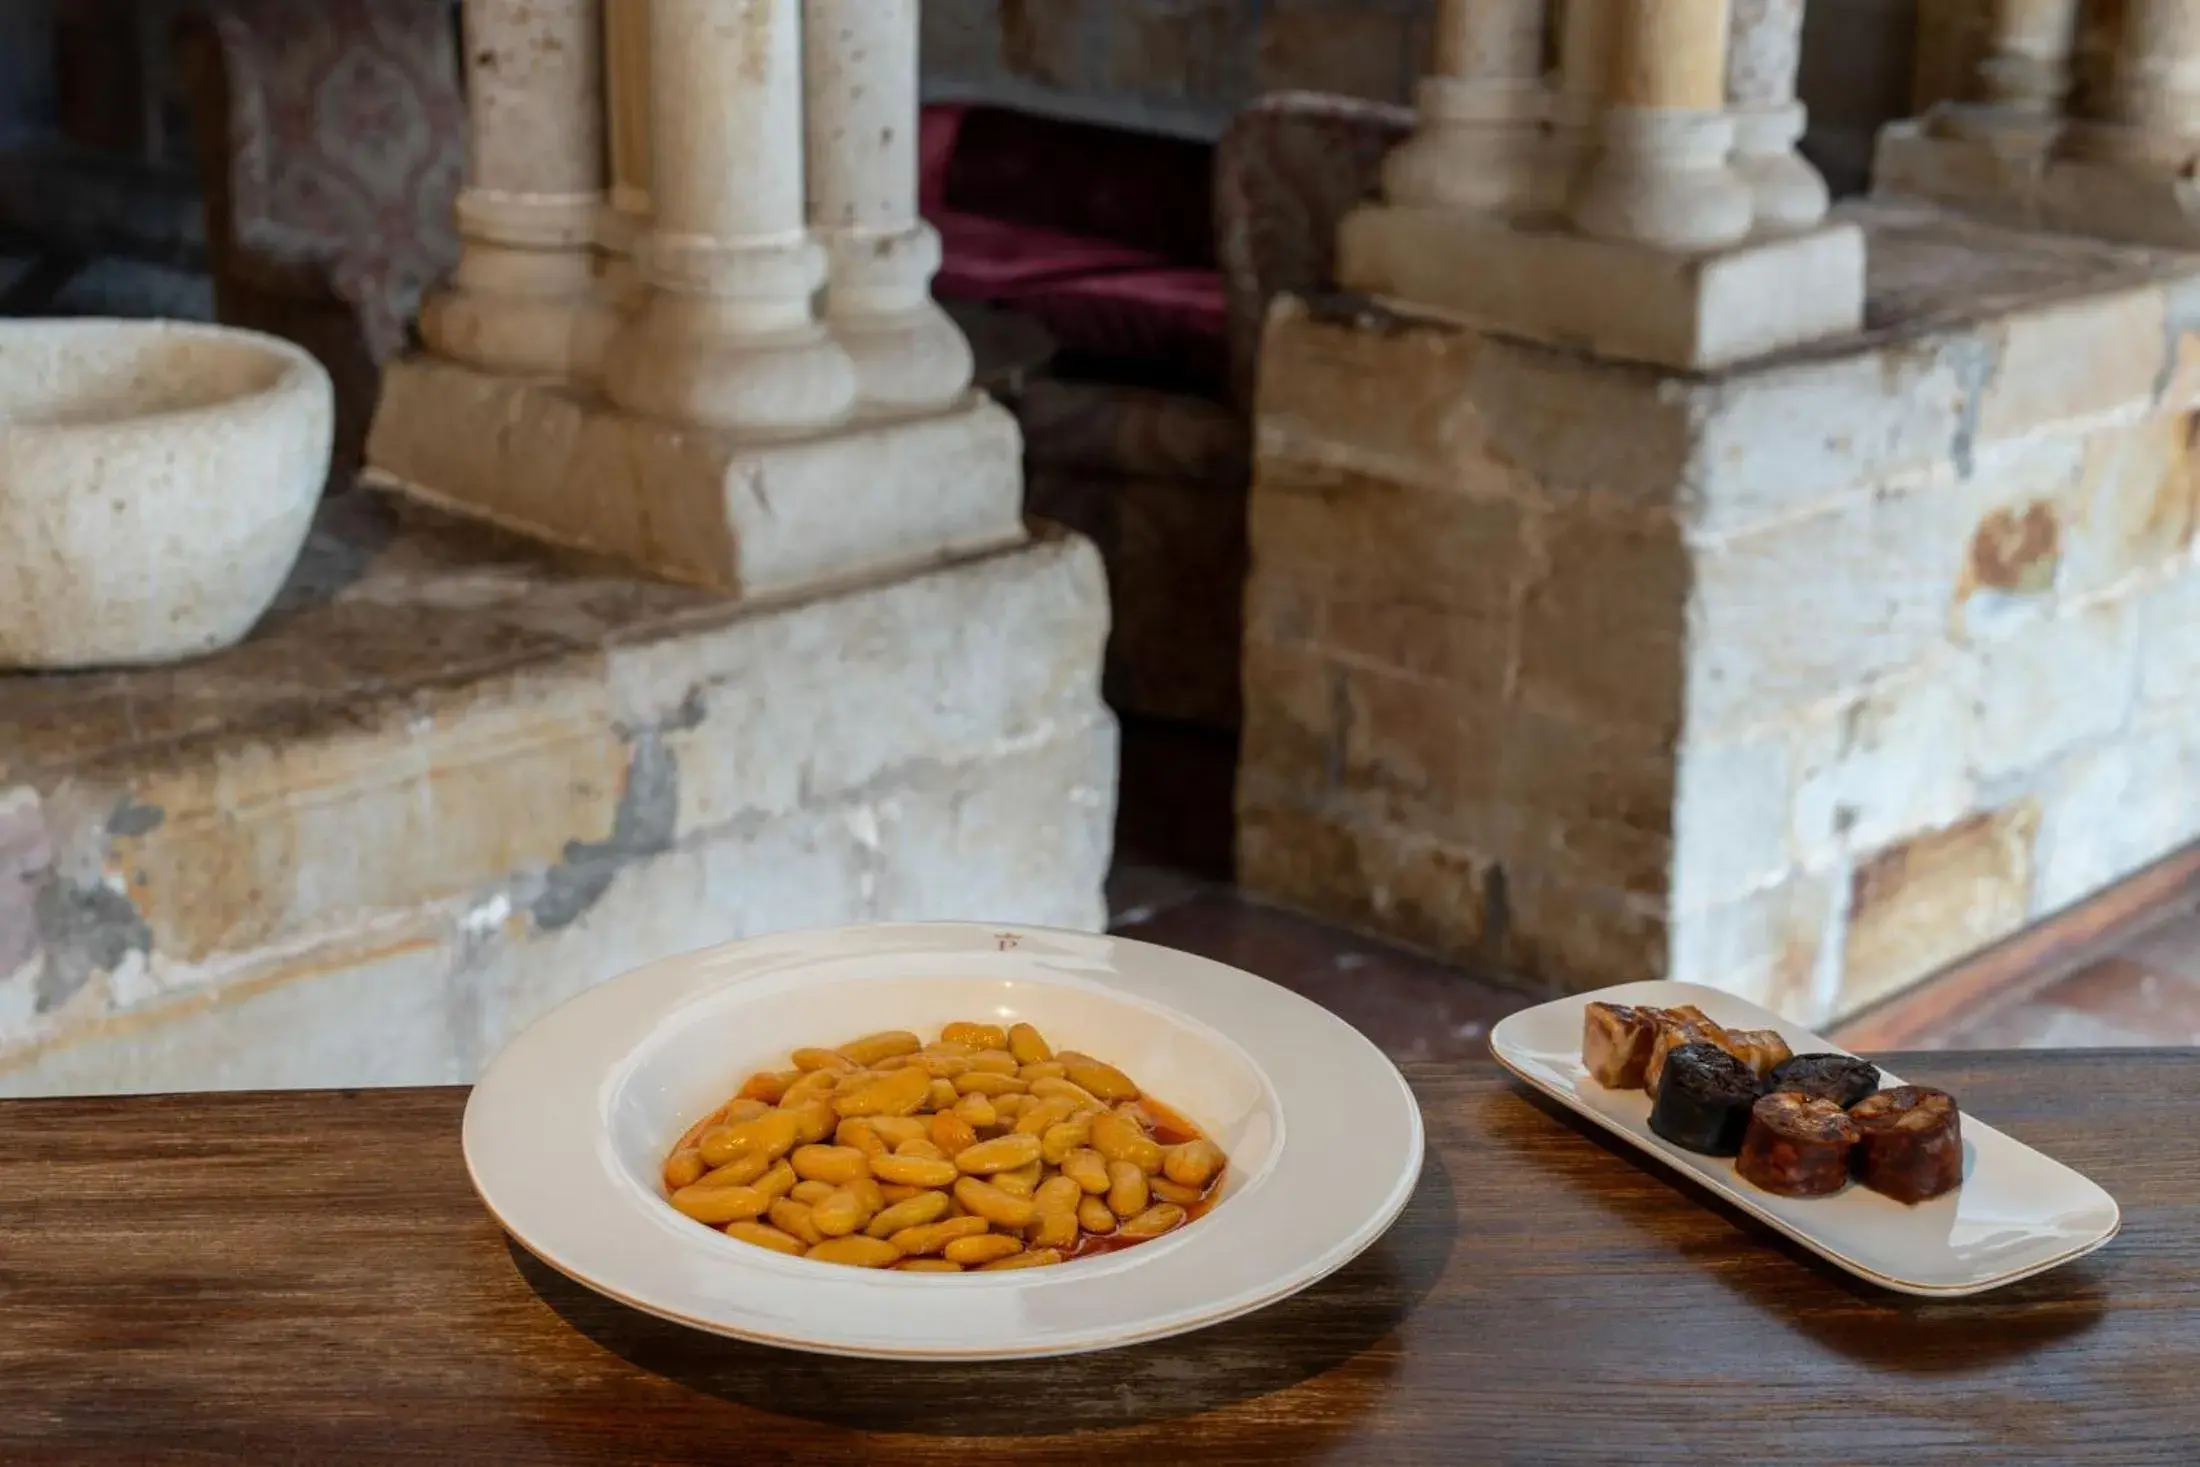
left=1731, top=102, right=1831, bottom=232
left=363, top=356, right=1027, bottom=600
left=829, top=302, right=978, bottom=415
left=418, top=245, right=611, bottom=381
left=1383, top=78, right=1549, bottom=216
left=820, top=223, right=975, bottom=412
left=1338, top=204, right=1865, bottom=371
left=602, top=294, right=859, bottom=436
left=1876, top=115, right=2200, bottom=249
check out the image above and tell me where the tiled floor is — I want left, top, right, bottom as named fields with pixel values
left=1106, top=863, right=1536, bottom=1065
left=1926, top=904, right=2200, bottom=1050
left=1105, top=862, right=2200, bottom=1062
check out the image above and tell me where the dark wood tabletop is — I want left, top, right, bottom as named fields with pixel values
left=3, top=1052, right=2194, bottom=1464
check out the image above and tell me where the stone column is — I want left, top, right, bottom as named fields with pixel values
left=2070, top=0, right=2200, bottom=164
left=1383, top=0, right=1552, bottom=215
left=1570, top=0, right=1753, bottom=251
left=604, top=0, right=856, bottom=434
left=1726, top=0, right=1829, bottom=229
left=1548, top=0, right=1615, bottom=201
left=1935, top=0, right=2081, bottom=138
left=598, top=0, right=653, bottom=293
left=804, top=0, right=973, bottom=412
left=575, top=0, right=653, bottom=378
left=421, top=0, right=607, bottom=380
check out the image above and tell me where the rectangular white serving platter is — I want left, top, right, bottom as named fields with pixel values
left=1488, top=981, right=2120, bottom=1297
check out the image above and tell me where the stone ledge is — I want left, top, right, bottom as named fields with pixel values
left=1, top=497, right=1115, bottom=1066
left=365, top=356, right=1028, bottom=597
left=1336, top=203, right=1866, bottom=371
left=1876, top=117, right=2200, bottom=254
left=0, top=717, right=1117, bottom=1097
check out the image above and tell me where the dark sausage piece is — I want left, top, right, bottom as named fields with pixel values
left=1849, top=1085, right=1963, bottom=1204
left=1737, top=1092, right=1859, bottom=1197
left=1648, top=1043, right=1760, bottom=1157
left=1769, top=1053, right=1881, bottom=1109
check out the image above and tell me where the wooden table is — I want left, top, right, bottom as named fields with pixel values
left=4, top=1053, right=2194, bottom=1463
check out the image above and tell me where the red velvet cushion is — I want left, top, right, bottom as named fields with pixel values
left=932, top=209, right=1169, bottom=300
left=932, top=105, right=1215, bottom=267
left=1013, top=267, right=1229, bottom=378
left=919, top=105, right=969, bottom=219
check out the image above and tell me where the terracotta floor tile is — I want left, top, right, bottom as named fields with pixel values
left=1934, top=1002, right=2167, bottom=1051
left=1105, top=861, right=1211, bottom=928
left=2020, top=955, right=2200, bottom=1042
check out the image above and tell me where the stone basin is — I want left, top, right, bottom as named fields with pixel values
left=0, top=318, right=332, bottom=670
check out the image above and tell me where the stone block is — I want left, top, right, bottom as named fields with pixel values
left=649, top=533, right=1111, bottom=835
left=2060, top=413, right=2198, bottom=600
left=1496, top=870, right=1672, bottom=996
left=1870, top=120, right=2046, bottom=230
left=1503, top=712, right=1677, bottom=900
left=1840, top=804, right=2039, bottom=1017
left=1337, top=203, right=1867, bottom=372
left=1685, top=335, right=1976, bottom=536
left=2135, top=569, right=2200, bottom=712
left=366, top=357, right=1026, bottom=599
left=1975, top=285, right=2169, bottom=444
left=1236, top=636, right=1340, bottom=799
left=2033, top=726, right=2199, bottom=916
left=1233, top=796, right=1497, bottom=966
left=0, top=935, right=469, bottom=1100
left=1112, top=0, right=1245, bottom=103
left=1671, top=727, right=1793, bottom=912
left=1339, top=667, right=1507, bottom=847
left=1790, top=654, right=1977, bottom=865
left=871, top=719, right=1118, bottom=931
left=1255, top=0, right=1412, bottom=102
left=1951, top=434, right=2086, bottom=638
left=1256, top=299, right=1488, bottom=490
left=1250, top=452, right=1523, bottom=614
left=1670, top=873, right=1836, bottom=1019
left=1517, top=512, right=1688, bottom=740
left=1972, top=596, right=2141, bottom=782
left=1685, top=482, right=1958, bottom=735
left=1469, top=337, right=1695, bottom=509
left=0, top=502, right=1116, bottom=1090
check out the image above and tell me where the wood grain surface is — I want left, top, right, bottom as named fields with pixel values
left=3, top=1054, right=2194, bottom=1464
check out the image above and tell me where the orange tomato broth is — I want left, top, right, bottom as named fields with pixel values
left=1060, top=1092, right=1226, bottom=1261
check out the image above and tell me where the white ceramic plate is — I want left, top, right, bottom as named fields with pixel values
left=1488, top=981, right=2119, bottom=1296
left=463, top=922, right=1424, bottom=1359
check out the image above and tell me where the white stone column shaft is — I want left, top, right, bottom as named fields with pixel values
left=1557, top=0, right=1615, bottom=131
left=1382, top=0, right=1551, bottom=215
left=577, top=0, right=655, bottom=378
left=1570, top=0, right=1754, bottom=251
left=1930, top=0, right=2080, bottom=144
left=421, top=0, right=608, bottom=379
left=804, top=0, right=973, bottom=412
left=604, top=0, right=856, bottom=434
left=1726, top=0, right=1829, bottom=229
left=2094, top=0, right=2200, bottom=152
left=600, top=0, right=653, bottom=267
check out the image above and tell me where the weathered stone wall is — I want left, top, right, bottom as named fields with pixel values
left=0, top=502, right=1115, bottom=1096
left=1239, top=202, right=2200, bottom=1025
